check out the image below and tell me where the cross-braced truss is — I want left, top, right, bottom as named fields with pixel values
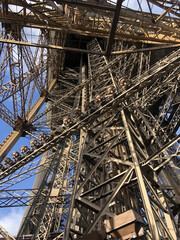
left=0, top=0, right=179, bottom=240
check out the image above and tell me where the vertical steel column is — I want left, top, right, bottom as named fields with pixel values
left=63, top=65, right=87, bottom=240
left=121, top=109, right=160, bottom=240
left=130, top=111, right=177, bottom=239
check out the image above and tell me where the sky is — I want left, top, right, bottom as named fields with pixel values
left=0, top=0, right=179, bottom=237
left=0, top=207, right=25, bottom=236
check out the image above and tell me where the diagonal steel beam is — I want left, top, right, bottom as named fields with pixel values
left=142, top=134, right=180, bottom=166
left=0, top=103, right=15, bottom=127
left=84, top=166, right=134, bottom=235
left=0, top=225, right=16, bottom=240
left=105, top=0, right=123, bottom=57
left=121, top=109, right=160, bottom=240
left=0, top=78, right=56, bottom=162
left=76, top=135, right=119, bottom=195
left=76, top=197, right=114, bottom=218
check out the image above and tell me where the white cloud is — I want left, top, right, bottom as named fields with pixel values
left=0, top=208, right=24, bottom=237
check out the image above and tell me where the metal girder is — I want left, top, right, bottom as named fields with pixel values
left=1, top=1, right=180, bottom=44
left=31, top=45, right=180, bottom=123
left=105, top=0, right=123, bottom=57
left=0, top=64, right=47, bottom=103
left=143, top=134, right=180, bottom=166
left=149, top=0, right=180, bottom=18
left=17, top=148, right=64, bottom=238
left=84, top=41, right=179, bottom=238
left=7, top=39, right=25, bottom=120
left=0, top=38, right=105, bottom=55
left=144, top=176, right=177, bottom=240
left=14, top=0, right=59, bottom=27
left=0, top=225, right=16, bottom=240
left=121, top=109, right=160, bottom=239
left=84, top=166, right=134, bottom=235
left=0, top=28, right=66, bottom=163
left=1, top=39, right=179, bottom=195
left=64, top=130, right=87, bottom=240
left=0, top=30, right=53, bottom=104
left=0, top=78, right=56, bottom=162
left=55, top=0, right=116, bottom=12
left=124, top=112, right=178, bottom=238
left=154, top=1, right=177, bottom=23
left=2, top=37, right=180, bottom=57
left=0, top=103, right=15, bottom=127
left=0, top=2, right=180, bottom=238
left=17, top=138, right=80, bottom=239
left=134, top=108, right=180, bottom=202
left=63, top=65, right=87, bottom=240
left=0, top=189, right=38, bottom=208
left=64, top=114, right=133, bottom=237
left=17, top=65, right=85, bottom=238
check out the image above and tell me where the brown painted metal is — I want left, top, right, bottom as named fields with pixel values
left=0, top=1, right=179, bottom=240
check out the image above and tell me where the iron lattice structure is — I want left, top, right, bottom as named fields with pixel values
left=0, top=0, right=179, bottom=239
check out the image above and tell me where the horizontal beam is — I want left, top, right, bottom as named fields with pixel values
left=0, top=38, right=105, bottom=55
left=111, top=44, right=180, bottom=55
left=55, top=0, right=115, bottom=12
left=1, top=3, right=180, bottom=44
left=76, top=197, right=114, bottom=217
left=1, top=38, right=180, bottom=56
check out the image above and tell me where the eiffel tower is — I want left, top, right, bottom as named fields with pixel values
left=0, top=1, right=179, bottom=239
